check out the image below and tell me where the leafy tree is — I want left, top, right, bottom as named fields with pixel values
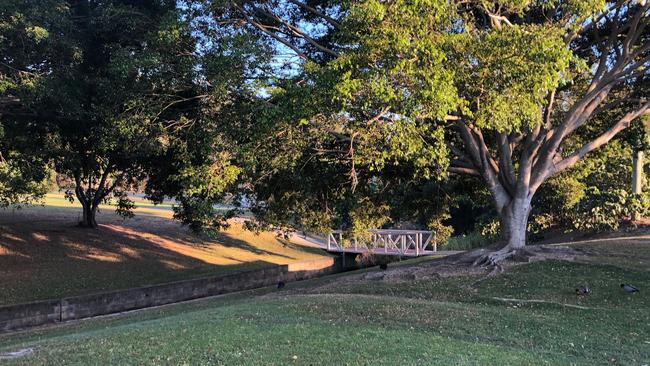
left=0, top=0, right=65, bottom=205
left=1, top=0, right=246, bottom=228
left=210, top=0, right=649, bottom=263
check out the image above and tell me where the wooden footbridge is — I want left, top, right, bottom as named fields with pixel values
left=325, top=229, right=437, bottom=257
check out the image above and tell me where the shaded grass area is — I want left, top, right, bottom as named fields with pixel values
left=0, top=205, right=328, bottom=305
left=1, top=240, right=649, bottom=365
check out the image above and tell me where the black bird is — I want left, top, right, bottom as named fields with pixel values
left=277, top=281, right=285, bottom=290
left=379, top=263, right=388, bottom=270
left=621, top=283, right=639, bottom=294
left=575, top=285, right=590, bottom=296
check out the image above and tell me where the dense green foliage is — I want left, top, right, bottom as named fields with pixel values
left=0, top=0, right=255, bottom=229
left=1, top=0, right=648, bottom=240
left=207, top=0, right=649, bottom=246
left=0, top=1, right=62, bottom=205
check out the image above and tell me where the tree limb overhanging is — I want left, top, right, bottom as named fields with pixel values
left=227, top=0, right=340, bottom=63
left=218, top=0, right=649, bottom=262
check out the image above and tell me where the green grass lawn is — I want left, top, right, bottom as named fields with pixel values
left=1, top=239, right=649, bottom=365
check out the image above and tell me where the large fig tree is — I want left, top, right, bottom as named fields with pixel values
left=206, top=0, right=649, bottom=263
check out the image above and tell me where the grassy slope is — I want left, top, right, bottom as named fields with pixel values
left=1, top=240, right=649, bottom=365
left=0, top=193, right=327, bottom=304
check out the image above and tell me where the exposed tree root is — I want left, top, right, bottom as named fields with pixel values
left=470, top=266, right=504, bottom=288
left=299, top=244, right=589, bottom=293
left=472, top=247, right=520, bottom=267
left=470, top=244, right=583, bottom=268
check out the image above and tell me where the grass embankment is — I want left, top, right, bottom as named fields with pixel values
left=1, top=239, right=649, bottom=365
left=0, top=193, right=328, bottom=304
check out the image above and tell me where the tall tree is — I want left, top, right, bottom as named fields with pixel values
left=210, top=0, right=649, bottom=263
left=0, top=0, right=65, bottom=205
left=1, top=0, right=244, bottom=228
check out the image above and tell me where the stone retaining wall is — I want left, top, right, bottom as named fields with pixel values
left=0, top=255, right=356, bottom=332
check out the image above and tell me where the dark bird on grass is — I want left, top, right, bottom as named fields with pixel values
left=575, top=285, right=590, bottom=296
left=277, top=281, right=285, bottom=290
left=379, top=263, right=388, bottom=270
left=621, top=284, right=639, bottom=293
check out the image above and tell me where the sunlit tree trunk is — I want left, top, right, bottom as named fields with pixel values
left=632, top=150, right=644, bottom=221
left=499, top=196, right=532, bottom=250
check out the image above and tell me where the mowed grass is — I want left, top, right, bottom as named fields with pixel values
left=0, top=193, right=328, bottom=304
left=1, top=239, right=649, bottom=365
left=40, top=192, right=177, bottom=216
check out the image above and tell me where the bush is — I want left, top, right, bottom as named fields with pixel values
left=427, top=213, right=453, bottom=245
left=445, top=232, right=493, bottom=251
left=572, top=188, right=650, bottom=232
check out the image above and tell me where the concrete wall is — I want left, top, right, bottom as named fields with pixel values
left=0, top=255, right=356, bottom=332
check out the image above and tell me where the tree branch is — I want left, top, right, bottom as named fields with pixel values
left=550, top=100, right=650, bottom=176
left=449, top=166, right=481, bottom=176
left=257, top=7, right=339, bottom=57
left=233, top=4, right=308, bottom=60
left=497, top=132, right=516, bottom=194
left=286, top=0, right=341, bottom=28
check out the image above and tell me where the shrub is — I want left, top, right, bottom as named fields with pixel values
left=445, top=232, right=494, bottom=251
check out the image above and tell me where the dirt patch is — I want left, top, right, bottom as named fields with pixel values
left=285, top=244, right=594, bottom=295
left=533, top=226, right=650, bottom=246
left=376, top=245, right=589, bottom=282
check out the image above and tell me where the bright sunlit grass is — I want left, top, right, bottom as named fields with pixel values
left=39, top=192, right=175, bottom=218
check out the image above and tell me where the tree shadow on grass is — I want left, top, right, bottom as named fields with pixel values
left=0, top=206, right=328, bottom=305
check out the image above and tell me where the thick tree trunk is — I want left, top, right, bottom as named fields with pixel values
left=632, top=150, right=644, bottom=221
left=73, top=167, right=115, bottom=229
left=474, top=186, right=532, bottom=266
left=499, top=197, right=531, bottom=250
left=632, top=150, right=644, bottom=195
left=80, top=202, right=98, bottom=228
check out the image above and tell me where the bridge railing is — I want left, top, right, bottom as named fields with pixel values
left=326, top=229, right=436, bottom=256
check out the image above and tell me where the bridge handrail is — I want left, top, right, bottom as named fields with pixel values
left=326, top=229, right=437, bottom=256
left=330, top=229, right=432, bottom=234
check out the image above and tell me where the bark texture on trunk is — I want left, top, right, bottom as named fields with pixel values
left=449, top=4, right=650, bottom=266
left=632, top=150, right=644, bottom=221
left=73, top=169, right=113, bottom=229
left=499, top=197, right=531, bottom=250
left=474, top=186, right=533, bottom=266
left=80, top=203, right=98, bottom=228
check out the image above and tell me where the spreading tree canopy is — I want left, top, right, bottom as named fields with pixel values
left=206, top=0, right=649, bottom=263
left=0, top=0, right=62, bottom=205
left=0, top=0, right=253, bottom=228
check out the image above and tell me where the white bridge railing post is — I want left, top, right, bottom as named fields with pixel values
left=433, top=231, right=437, bottom=252
left=385, top=234, right=390, bottom=253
